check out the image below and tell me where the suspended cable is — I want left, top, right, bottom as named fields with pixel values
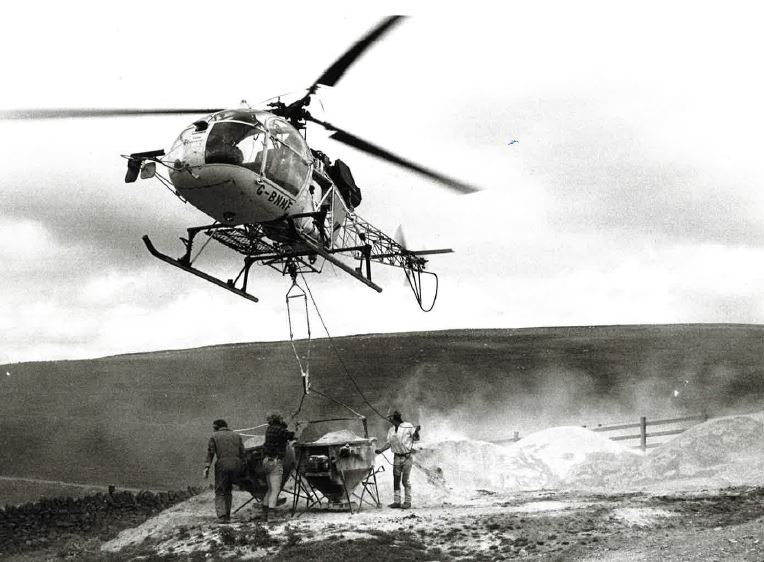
left=311, top=387, right=365, bottom=420
left=299, top=273, right=389, bottom=423
left=234, top=424, right=268, bottom=433
left=285, top=275, right=311, bottom=397
left=290, top=391, right=307, bottom=421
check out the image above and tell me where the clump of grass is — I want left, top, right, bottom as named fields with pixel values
left=283, top=525, right=302, bottom=547
left=219, top=526, right=237, bottom=546
left=246, top=522, right=279, bottom=548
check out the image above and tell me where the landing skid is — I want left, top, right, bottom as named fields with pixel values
left=293, top=230, right=382, bottom=293
left=142, top=235, right=259, bottom=303
left=142, top=206, right=450, bottom=309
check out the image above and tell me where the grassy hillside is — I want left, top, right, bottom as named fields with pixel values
left=1, top=325, right=762, bottom=496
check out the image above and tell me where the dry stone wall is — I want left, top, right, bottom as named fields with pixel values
left=0, top=486, right=200, bottom=555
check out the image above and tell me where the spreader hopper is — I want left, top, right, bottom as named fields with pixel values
left=294, top=430, right=378, bottom=510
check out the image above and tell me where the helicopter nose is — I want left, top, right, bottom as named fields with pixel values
left=167, top=135, right=205, bottom=170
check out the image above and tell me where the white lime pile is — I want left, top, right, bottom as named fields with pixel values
left=416, top=439, right=551, bottom=491
left=638, top=412, right=764, bottom=487
left=543, top=411, right=764, bottom=490
left=508, top=426, right=640, bottom=483
left=385, top=412, right=764, bottom=500
left=376, top=426, right=637, bottom=504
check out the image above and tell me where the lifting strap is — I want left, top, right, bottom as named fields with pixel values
left=286, top=277, right=311, bottom=397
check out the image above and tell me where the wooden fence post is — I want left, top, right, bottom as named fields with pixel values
left=640, top=416, right=647, bottom=451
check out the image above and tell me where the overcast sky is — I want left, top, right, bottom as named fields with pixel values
left=2, top=2, right=763, bottom=363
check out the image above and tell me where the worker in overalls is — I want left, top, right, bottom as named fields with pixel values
left=375, top=410, right=420, bottom=509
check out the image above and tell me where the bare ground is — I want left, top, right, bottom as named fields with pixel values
left=5, top=485, right=758, bottom=561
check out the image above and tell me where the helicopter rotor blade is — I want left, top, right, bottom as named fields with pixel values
left=0, top=108, right=224, bottom=120
left=279, top=15, right=407, bottom=120
left=311, top=15, right=407, bottom=92
left=307, top=115, right=480, bottom=194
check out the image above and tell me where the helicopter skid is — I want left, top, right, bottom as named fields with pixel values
left=293, top=230, right=383, bottom=293
left=142, top=235, right=259, bottom=303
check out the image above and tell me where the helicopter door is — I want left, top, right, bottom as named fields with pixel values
left=261, top=117, right=311, bottom=197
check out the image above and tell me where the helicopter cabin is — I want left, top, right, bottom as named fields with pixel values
left=166, top=110, right=314, bottom=224
left=162, top=108, right=362, bottom=230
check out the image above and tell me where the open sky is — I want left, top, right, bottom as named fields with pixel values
left=2, top=2, right=763, bottom=363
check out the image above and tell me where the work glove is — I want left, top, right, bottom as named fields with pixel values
left=203, top=466, right=210, bottom=479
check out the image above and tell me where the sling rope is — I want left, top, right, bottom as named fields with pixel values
left=285, top=276, right=311, bottom=401
left=283, top=277, right=434, bottom=474
left=299, top=273, right=389, bottom=423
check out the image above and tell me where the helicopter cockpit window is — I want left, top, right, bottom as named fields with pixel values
left=205, top=122, right=267, bottom=167
left=267, top=118, right=308, bottom=157
left=202, top=114, right=310, bottom=196
left=261, top=117, right=311, bottom=195
left=165, top=125, right=196, bottom=163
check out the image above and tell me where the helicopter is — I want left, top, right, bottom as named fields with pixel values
left=2, top=16, right=479, bottom=311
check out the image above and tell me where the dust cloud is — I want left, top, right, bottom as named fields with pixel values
left=390, top=358, right=762, bottom=443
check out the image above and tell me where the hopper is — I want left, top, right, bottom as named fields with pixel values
left=294, top=430, right=377, bottom=509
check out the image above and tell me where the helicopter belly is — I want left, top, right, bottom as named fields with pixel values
left=170, top=164, right=295, bottom=224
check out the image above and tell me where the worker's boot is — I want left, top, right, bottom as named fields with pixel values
left=389, top=491, right=401, bottom=508
left=387, top=490, right=401, bottom=509
left=401, top=501, right=411, bottom=509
